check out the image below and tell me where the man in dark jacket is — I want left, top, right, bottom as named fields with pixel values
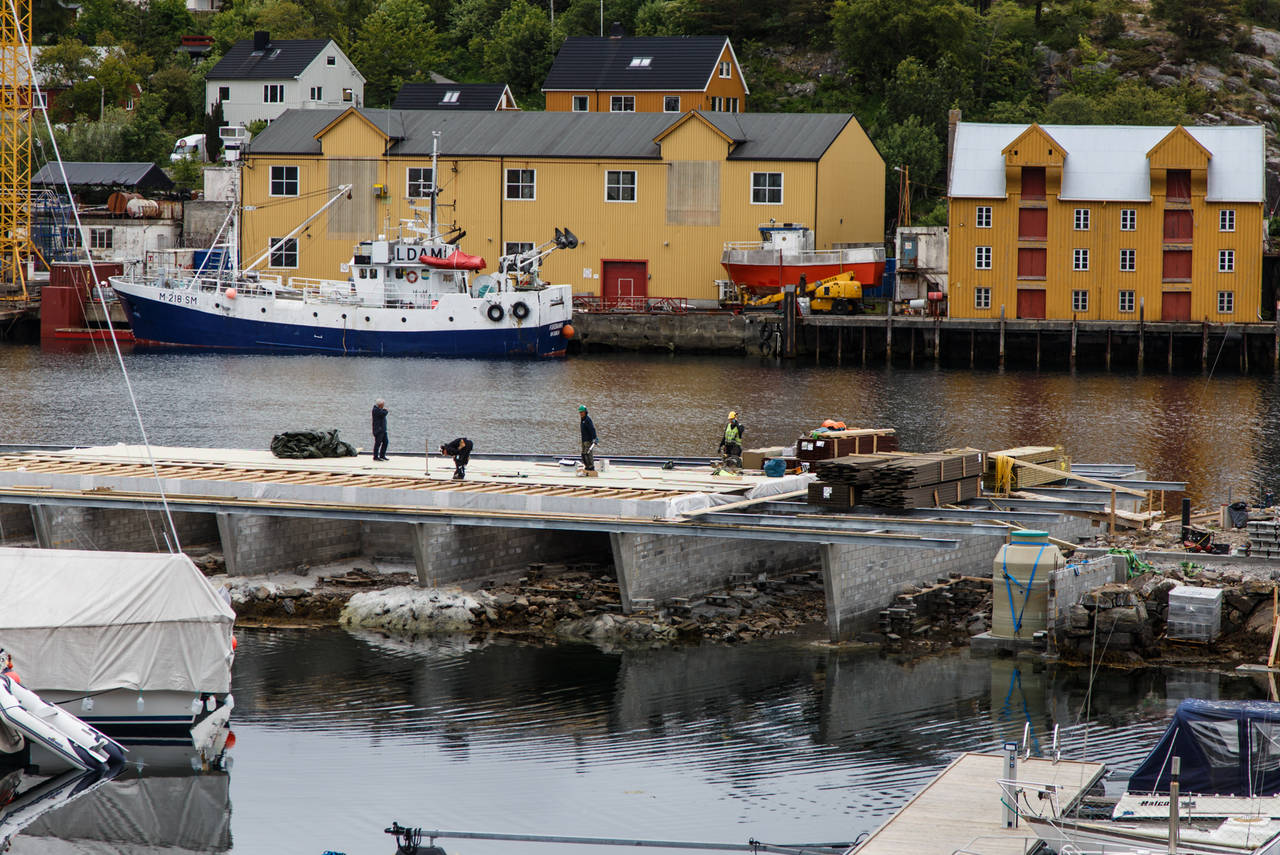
left=578, top=405, right=597, bottom=471
left=371, top=399, right=389, bottom=461
left=440, top=437, right=473, bottom=480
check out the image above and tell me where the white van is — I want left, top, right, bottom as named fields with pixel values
left=170, top=133, right=206, bottom=163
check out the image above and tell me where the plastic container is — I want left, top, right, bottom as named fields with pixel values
left=990, top=530, right=1064, bottom=639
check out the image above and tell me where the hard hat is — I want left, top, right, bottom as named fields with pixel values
left=578, top=405, right=587, bottom=412
left=728, top=411, right=737, bottom=419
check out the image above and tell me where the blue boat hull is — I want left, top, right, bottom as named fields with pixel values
left=116, top=290, right=568, bottom=358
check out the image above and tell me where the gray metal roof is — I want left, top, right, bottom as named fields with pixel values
left=208, top=38, right=330, bottom=80
left=31, top=161, right=174, bottom=191
left=248, top=109, right=856, bottom=162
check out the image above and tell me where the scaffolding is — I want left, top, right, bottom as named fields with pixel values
left=0, top=0, right=31, bottom=300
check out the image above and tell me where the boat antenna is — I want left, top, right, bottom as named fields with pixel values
left=430, top=131, right=439, bottom=242
left=8, top=0, right=183, bottom=553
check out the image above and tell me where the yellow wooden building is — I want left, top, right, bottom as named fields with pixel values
left=947, top=121, right=1265, bottom=322
left=238, top=107, right=883, bottom=304
left=542, top=35, right=748, bottom=114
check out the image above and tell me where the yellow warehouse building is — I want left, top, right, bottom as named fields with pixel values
left=948, top=122, right=1265, bottom=323
left=238, top=107, right=884, bottom=304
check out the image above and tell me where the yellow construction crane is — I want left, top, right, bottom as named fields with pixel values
left=0, top=0, right=32, bottom=303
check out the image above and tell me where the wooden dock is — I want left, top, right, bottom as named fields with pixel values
left=851, top=752, right=1105, bottom=855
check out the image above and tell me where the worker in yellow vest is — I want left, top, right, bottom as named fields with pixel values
left=718, top=411, right=743, bottom=466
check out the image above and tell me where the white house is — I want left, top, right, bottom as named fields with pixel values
left=205, top=32, right=365, bottom=127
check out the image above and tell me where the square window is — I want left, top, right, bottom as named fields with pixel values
left=751, top=172, right=782, bottom=204
left=1120, top=208, right=1136, bottom=231
left=974, top=286, right=991, bottom=309
left=720, top=60, right=731, bottom=78
left=1219, top=249, right=1235, bottom=272
left=975, top=246, right=992, bottom=269
left=605, top=170, right=636, bottom=202
left=1073, top=248, right=1089, bottom=271
left=269, top=165, right=298, bottom=196
left=268, top=236, right=298, bottom=268
left=975, top=206, right=991, bottom=229
left=218, top=85, right=230, bottom=101
left=89, top=227, right=112, bottom=250
left=326, top=55, right=335, bottom=66
left=407, top=167, right=434, bottom=198
left=572, top=95, right=588, bottom=112
left=1119, top=290, right=1135, bottom=313
left=309, top=86, right=322, bottom=101
left=664, top=95, right=680, bottom=112
left=263, top=84, right=283, bottom=103
left=1074, top=208, right=1090, bottom=230
left=1072, top=289, right=1088, bottom=312
left=505, top=168, right=535, bottom=200
left=610, top=95, right=634, bottom=112
left=1218, top=290, right=1235, bottom=313
left=1220, top=209, right=1236, bottom=232
left=1120, top=248, right=1135, bottom=271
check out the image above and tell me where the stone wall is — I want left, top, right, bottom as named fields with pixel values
left=30, top=505, right=219, bottom=552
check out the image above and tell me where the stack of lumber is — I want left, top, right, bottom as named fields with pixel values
left=981, top=446, right=1070, bottom=492
left=809, top=450, right=981, bottom=510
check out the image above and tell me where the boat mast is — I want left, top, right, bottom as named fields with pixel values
left=430, top=131, right=439, bottom=241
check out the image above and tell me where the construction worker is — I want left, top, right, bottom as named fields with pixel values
left=719, top=411, right=743, bottom=466
left=440, top=437, right=473, bottom=480
left=578, top=405, right=597, bottom=471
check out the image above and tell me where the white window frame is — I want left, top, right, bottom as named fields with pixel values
left=974, top=246, right=992, bottom=269
left=572, top=95, right=588, bottom=112
left=1219, top=249, right=1235, bottom=272
left=89, top=227, right=112, bottom=250
left=1073, top=248, right=1089, bottom=271
left=605, top=169, right=636, bottom=203
left=1073, top=208, right=1090, bottom=230
left=267, top=236, right=298, bottom=268
left=663, top=95, right=680, bottom=112
left=1071, top=289, right=1088, bottom=312
left=505, top=168, right=536, bottom=200
left=407, top=167, right=434, bottom=199
left=751, top=171, right=783, bottom=205
left=610, top=95, right=635, bottom=112
left=309, top=85, right=322, bottom=101
left=720, top=60, right=732, bottom=78
left=1119, top=248, right=1135, bottom=272
left=269, top=165, right=299, bottom=197
left=975, top=206, right=992, bottom=229
left=1120, top=208, right=1136, bottom=231
left=263, top=83, right=284, bottom=103
left=974, top=286, right=991, bottom=309
left=1119, top=290, right=1135, bottom=313
left=1220, top=209, right=1236, bottom=232
left=1218, top=290, right=1235, bottom=313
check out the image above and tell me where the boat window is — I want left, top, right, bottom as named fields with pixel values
left=1189, top=720, right=1240, bottom=769
left=1252, top=721, right=1280, bottom=773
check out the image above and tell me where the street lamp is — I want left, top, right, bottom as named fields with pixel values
left=85, top=74, right=104, bottom=121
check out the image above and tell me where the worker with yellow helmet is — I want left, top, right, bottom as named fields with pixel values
left=718, top=410, right=743, bottom=466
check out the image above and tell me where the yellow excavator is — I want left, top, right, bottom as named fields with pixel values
left=743, top=271, right=864, bottom=314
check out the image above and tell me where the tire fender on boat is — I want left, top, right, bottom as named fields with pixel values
left=512, top=301, right=530, bottom=320
left=487, top=303, right=505, bottom=322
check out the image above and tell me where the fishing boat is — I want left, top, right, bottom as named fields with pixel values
left=110, top=140, right=577, bottom=357
left=720, top=221, right=885, bottom=296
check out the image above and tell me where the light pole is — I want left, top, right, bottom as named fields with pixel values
left=86, top=75, right=104, bottom=121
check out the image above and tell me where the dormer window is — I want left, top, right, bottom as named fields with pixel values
left=441, top=90, right=461, bottom=103
left=629, top=56, right=651, bottom=67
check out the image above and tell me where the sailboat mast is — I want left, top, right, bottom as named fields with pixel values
left=430, top=131, right=439, bottom=242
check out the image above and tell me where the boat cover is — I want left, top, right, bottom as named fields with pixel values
left=1128, top=699, right=1280, bottom=796
left=0, top=547, right=234, bottom=693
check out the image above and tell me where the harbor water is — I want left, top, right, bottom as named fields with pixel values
left=2, top=345, right=1278, bottom=852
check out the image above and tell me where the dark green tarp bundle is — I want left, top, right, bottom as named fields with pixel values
left=270, top=429, right=357, bottom=459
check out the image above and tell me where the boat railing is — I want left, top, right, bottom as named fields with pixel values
left=572, top=295, right=689, bottom=314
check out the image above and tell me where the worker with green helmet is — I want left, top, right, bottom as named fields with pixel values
left=578, top=404, right=598, bottom=471
left=718, top=410, right=743, bottom=466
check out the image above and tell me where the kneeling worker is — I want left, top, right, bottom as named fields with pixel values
left=440, top=437, right=473, bottom=480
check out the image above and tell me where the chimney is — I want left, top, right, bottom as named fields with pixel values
left=946, top=108, right=961, bottom=189
left=609, top=21, right=624, bottom=38
left=253, top=30, right=270, bottom=52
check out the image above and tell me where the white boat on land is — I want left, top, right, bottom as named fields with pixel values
left=109, top=137, right=578, bottom=357
left=0, top=547, right=235, bottom=762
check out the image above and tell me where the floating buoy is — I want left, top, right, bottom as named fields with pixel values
left=224, top=287, right=237, bottom=300
left=561, top=324, right=575, bottom=339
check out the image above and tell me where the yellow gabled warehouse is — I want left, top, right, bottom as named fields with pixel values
left=238, top=107, right=884, bottom=305
left=948, top=121, right=1265, bottom=322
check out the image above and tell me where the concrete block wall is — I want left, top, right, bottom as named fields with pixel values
left=609, top=532, right=819, bottom=610
left=216, top=513, right=363, bottom=576
left=412, top=524, right=611, bottom=587
left=30, top=505, right=218, bottom=552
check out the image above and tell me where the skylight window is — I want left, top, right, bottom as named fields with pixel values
left=629, top=56, right=652, bottom=67
left=441, top=90, right=461, bottom=103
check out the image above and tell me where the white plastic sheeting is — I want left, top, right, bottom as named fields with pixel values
left=0, top=547, right=234, bottom=694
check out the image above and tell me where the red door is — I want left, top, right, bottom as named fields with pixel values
left=1016, top=289, right=1046, bottom=319
left=1162, top=292, right=1191, bottom=321
left=602, top=260, right=647, bottom=309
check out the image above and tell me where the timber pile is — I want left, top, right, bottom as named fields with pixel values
left=809, top=450, right=981, bottom=510
left=981, top=446, right=1070, bottom=491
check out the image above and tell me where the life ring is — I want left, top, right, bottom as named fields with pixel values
left=405, top=270, right=418, bottom=284
left=511, top=301, right=530, bottom=320
left=486, top=303, right=505, bottom=322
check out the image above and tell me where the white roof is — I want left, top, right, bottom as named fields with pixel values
left=949, top=122, right=1264, bottom=203
left=0, top=548, right=234, bottom=693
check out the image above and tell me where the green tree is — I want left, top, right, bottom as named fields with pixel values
left=831, top=0, right=979, bottom=95
left=351, top=0, right=447, bottom=106
left=873, top=115, right=943, bottom=230
left=483, top=0, right=554, bottom=98
left=1151, top=0, right=1241, bottom=59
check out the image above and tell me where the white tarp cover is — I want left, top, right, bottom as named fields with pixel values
left=0, top=548, right=234, bottom=694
